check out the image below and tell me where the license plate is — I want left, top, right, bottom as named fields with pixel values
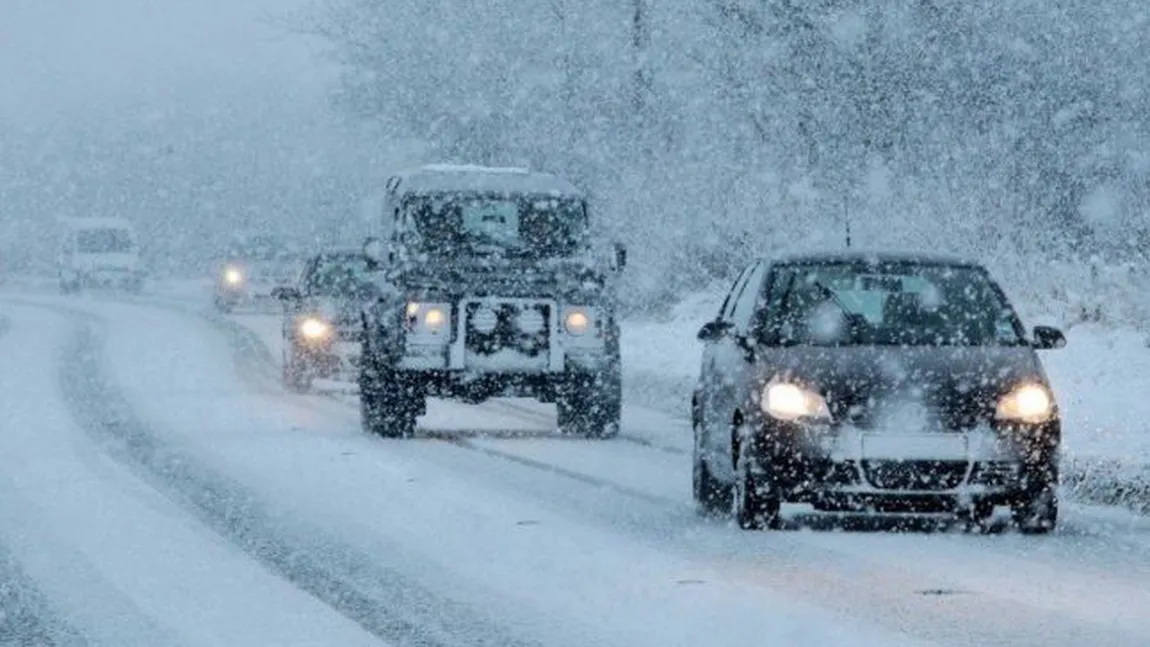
left=861, top=434, right=968, bottom=460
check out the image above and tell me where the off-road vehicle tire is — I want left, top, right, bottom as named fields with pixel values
left=557, top=367, right=621, bottom=439
left=358, top=351, right=418, bottom=439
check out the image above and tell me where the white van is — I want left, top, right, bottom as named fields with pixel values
left=56, top=217, right=145, bottom=293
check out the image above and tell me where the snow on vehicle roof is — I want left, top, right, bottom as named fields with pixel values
left=393, top=164, right=584, bottom=198
left=770, top=248, right=981, bottom=268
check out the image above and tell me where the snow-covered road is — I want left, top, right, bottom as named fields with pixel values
left=3, top=291, right=1150, bottom=646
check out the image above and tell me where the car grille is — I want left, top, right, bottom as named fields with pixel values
left=861, top=460, right=968, bottom=491
left=464, top=301, right=550, bottom=357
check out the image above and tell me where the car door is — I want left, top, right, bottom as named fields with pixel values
left=706, top=262, right=768, bottom=479
left=699, top=263, right=761, bottom=469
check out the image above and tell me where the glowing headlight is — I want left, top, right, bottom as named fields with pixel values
left=223, top=267, right=243, bottom=285
left=298, top=317, right=331, bottom=340
left=762, top=382, right=831, bottom=422
left=564, top=308, right=592, bottom=335
left=405, top=302, right=450, bottom=335
left=996, top=383, right=1055, bottom=424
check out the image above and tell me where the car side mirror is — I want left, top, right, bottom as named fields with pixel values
left=1032, top=325, right=1066, bottom=350
left=271, top=286, right=301, bottom=301
left=697, top=319, right=733, bottom=342
left=613, top=242, right=627, bottom=271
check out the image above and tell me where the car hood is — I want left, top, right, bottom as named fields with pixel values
left=758, top=345, right=1049, bottom=429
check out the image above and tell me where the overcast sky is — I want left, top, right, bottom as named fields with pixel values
left=0, top=0, right=331, bottom=125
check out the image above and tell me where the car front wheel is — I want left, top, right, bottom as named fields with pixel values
left=1011, top=462, right=1059, bottom=534
left=732, top=434, right=781, bottom=530
left=692, top=416, right=731, bottom=515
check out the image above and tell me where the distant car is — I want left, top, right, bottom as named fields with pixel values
left=55, top=217, right=146, bottom=293
left=213, top=236, right=303, bottom=312
left=691, top=250, right=1066, bottom=533
left=272, top=249, right=378, bottom=391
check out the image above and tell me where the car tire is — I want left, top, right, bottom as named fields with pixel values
left=283, top=348, right=311, bottom=393
left=557, top=366, right=621, bottom=439
left=732, top=435, right=781, bottom=530
left=692, top=417, right=731, bottom=515
left=213, top=296, right=233, bottom=314
left=358, top=349, right=418, bottom=439
left=1011, top=462, right=1058, bottom=534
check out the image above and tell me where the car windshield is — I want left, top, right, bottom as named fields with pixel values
left=77, top=228, right=133, bottom=253
left=308, top=254, right=372, bottom=295
left=403, top=193, right=589, bottom=258
left=228, top=238, right=295, bottom=263
left=762, top=261, right=1026, bottom=347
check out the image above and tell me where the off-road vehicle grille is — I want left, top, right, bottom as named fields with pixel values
left=464, top=301, right=551, bottom=357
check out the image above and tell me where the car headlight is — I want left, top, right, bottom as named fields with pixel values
left=298, top=317, right=331, bottom=340
left=762, top=381, right=831, bottom=422
left=563, top=307, right=592, bottom=336
left=996, top=383, right=1055, bottom=424
left=223, top=267, right=243, bottom=286
left=405, top=302, right=450, bottom=336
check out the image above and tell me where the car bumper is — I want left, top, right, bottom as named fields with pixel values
left=755, top=420, right=1059, bottom=511
left=296, top=336, right=361, bottom=379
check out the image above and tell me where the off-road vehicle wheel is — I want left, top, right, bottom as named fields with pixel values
left=557, top=368, right=621, bottom=439
left=358, top=352, right=418, bottom=439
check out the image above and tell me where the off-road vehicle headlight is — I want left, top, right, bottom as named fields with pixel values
left=563, top=306, right=593, bottom=336
left=406, top=302, right=451, bottom=336
left=995, top=383, right=1055, bottom=424
left=762, top=381, right=831, bottom=422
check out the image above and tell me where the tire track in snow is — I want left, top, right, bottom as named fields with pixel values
left=35, top=301, right=539, bottom=647
left=0, top=543, right=86, bottom=647
left=0, top=312, right=87, bottom=647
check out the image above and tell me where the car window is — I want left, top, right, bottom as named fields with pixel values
left=761, top=261, right=1026, bottom=347
left=306, top=255, right=372, bottom=295
left=729, top=263, right=767, bottom=331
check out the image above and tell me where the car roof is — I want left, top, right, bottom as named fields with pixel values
left=312, top=248, right=364, bottom=260
left=390, top=164, right=584, bottom=198
left=767, top=248, right=982, bottom=269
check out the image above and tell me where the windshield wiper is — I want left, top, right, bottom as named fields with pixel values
left=812, top=281, right=865, bottom=343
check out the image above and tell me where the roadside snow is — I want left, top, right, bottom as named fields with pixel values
left=0, top=302, right=387, bottom=647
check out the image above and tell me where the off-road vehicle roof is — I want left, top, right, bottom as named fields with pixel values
left=389, top=164, right=585, bottom=198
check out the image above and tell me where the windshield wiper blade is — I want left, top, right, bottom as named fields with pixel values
left=812, top=281, right=864, bottom=343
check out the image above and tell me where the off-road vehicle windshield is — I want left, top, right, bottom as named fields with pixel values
left=403, top=193, right=589, bottom=259
left=763, top=261, right=1027, bottom=347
